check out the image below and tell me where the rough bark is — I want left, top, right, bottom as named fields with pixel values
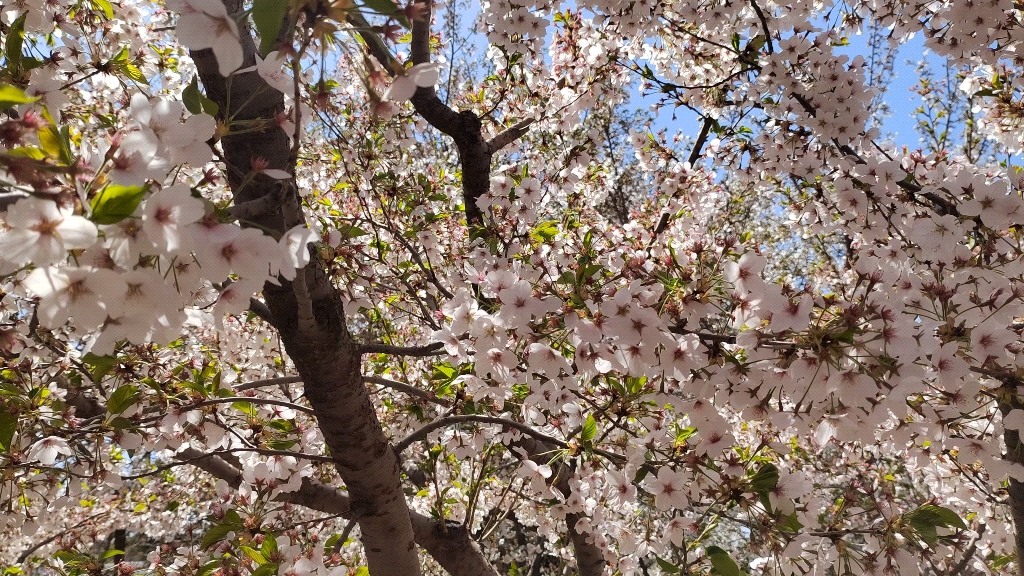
left=189, top=4, right=420, bottom=574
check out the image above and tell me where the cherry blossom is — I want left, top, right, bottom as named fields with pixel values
left=26, top=437, right=72, bottom=466
left=170, top=0, right=244, bottom=77
left=4, top=0, right=1024, bottom=574
left=140, top=184, right=204, bottom=255
left=0, top=198, right=97, bottom=266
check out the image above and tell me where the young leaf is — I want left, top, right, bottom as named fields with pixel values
left=107, top=385, right=140, bottom=415
left=748, top=463, right=779, bottom=493
left=200, top=524, right=233, bottom=550
left=581, top=414, right=597, bottom=441
left=90, top=184, right=148, bottom=224
left=706, top=546, right=741, bottom=576
left=252, top=0, right=290, bottom=56
left=0, top=84, right=39, bottom=109
left=0, top=410, right=16, bottom=452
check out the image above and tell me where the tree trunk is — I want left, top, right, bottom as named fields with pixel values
left=1000, top=397, right=1024, bottom=576
left=190, top=5, right=420, bottom=574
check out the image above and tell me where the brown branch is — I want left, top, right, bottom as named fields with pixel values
left=360, top=341, right=447, bottom=356
left=188, top=396, right=315, bottom=415
left=394, top=415, right=569, bottom=454
left=227, top=183, right=289, bottom=221
left=248, top=298, right=275, bottom=325
left=486, top=118, right=534, bottom=154
left=949, top=522, right=985, bottom=576
left=190, top=1, right=422, bottom=573
left=17, top=512, right=112, bottom=563
left=508, top=437, right=608, bottom=576
left=180, top=448, right=501, bottom=576
left=349, top=5, right=492, bottom=228
left=749, top=0, right=774, bottom=54
left=363, top=375, right=452, bottom=406
left=233, top=375, right=304, bottom=392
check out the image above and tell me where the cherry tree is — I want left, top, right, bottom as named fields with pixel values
left=2, top=0, right=1024, bottom=575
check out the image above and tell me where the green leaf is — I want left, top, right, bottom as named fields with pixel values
left=360, top=0, right=400, bottom=16
left=905, top=504, right=967, bottom=546
left=182, top=77, right=218, bottom=116
left=0, top=410, right=16, bottom=452
left=324, top=533, right=345, bottom=551
left=200, top=524, right=233, bottom=550
left=107, top=385, right=140, bottom=415
left=118, top=61, right=149, bottom=85
left=655, top=556, right=680, bottom=574
left=706, top=546, right=741, bottom=576
left=929, top=505, right=968, bottom=530
left=252, top=0, right=290, bottom=56
left=354, top=567, right=370, bottom=576
left=260, top=533, right=278, bottom=556
left=108, top=46, right=130, bottom=63
left=82, top=353, right=117, bottom=381
left=991, top=554, right=1015, bottom=569
left=90, top=0, right=114, bottom=18
left=779, top=511, right=803, bottom=533
left=5, top=14, right=27, bottom=77
left=530, top=220, right=559, bottom=242
left=196, top=560, right=221, bottom=576
left=4, top=146, right=46, bottom=160
left=251, top=564, right=279, bottom=576
left=337, top=224, right=368, bottom=239
left=37, top=107, right=73, bottom=165
left=232, top=401, right=258, bottom=417
left=581, top=414, right=597, bottom=442
left=182, top=77, right=203, bottom=114
left=748, top=463, right=779, bottom=493
left=90, top=184, right=148, bottom=224
left=0, top=84, right=38, bottom=109
left=100, top=549, right=124, bottom=560
left=239, top=545, right=267, bottom=565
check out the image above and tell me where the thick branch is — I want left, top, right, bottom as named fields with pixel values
left=227, top=183, right=288, bottom=221
left=349, top=5, right=490, bottom=227
left=486, top=118, right=534, bottom=154
left=248, top=298, right=275, bottom=325
left=180, top=448, right=500, bottom=576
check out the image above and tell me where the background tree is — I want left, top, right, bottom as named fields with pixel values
left=2, top=1, right=1024, bottom=576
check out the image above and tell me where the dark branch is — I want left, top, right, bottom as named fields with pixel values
left=364, top=375, right=452, bottom=406
left=394, top=415, right=570, bottom=454
left=487, top=118, right=535, bottom=154
left=248, top=298, right=275, bottom=325
left=233, top=375, right=304, bottom=392
left=359, top=341, right=446, bottom=356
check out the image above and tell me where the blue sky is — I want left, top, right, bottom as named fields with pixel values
left=628, top=25, right=939, bottom=154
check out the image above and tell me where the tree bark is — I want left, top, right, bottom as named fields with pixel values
left=181, top=449, right=500, bottom=576
left=189, top=5, right=420, bottom=574
left=999, top=395, right=1024, bottom=576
